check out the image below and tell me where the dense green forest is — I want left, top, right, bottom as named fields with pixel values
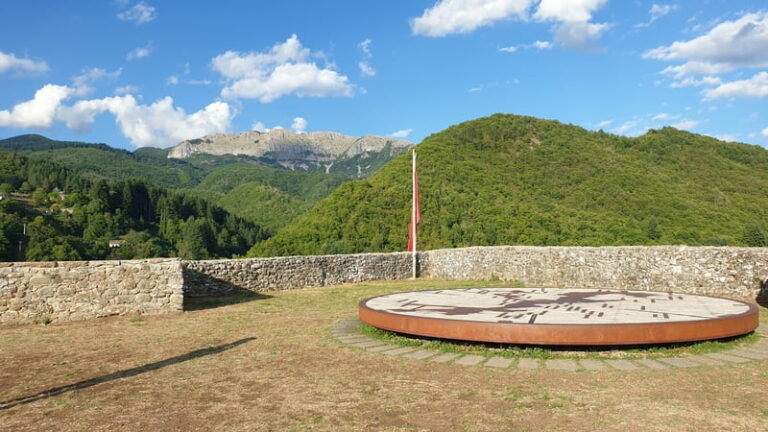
left=0, top=152, right=268, bottom=261
left=0, top=135, right=349, bottom=230
left=0, top=134, right=205, bottom=189
left=5, top=113, right=768, bottom=262
left=249, top=114, right=768, bottom=257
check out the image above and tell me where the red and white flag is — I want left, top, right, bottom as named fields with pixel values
left=407, top=150, right=420, bottom=252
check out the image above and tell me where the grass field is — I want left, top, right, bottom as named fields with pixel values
left=1, top=280, right=767, bottom=431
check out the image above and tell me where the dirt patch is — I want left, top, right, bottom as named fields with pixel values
left=1, top=280, right=767, bottom=431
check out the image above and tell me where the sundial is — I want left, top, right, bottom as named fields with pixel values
left=359, top=288, right=759, bottom=345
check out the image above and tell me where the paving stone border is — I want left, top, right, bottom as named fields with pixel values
left=332, top=319, right=768, bottom=372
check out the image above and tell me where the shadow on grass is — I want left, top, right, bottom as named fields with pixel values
left=756, top=279, right=768, bottom=308
left=183, top=293, right=272, bottom=311
left=757, top=293, right=768, bottom=309
left=0, top=337, right=256, bottom=411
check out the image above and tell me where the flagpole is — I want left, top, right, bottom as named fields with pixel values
left=411, top=149, right=417, bottom=279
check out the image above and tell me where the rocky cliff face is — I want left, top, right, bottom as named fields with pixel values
left=168, top=130, right=413, bottom=177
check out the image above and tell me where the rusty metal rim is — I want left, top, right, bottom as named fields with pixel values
left=358, top=291, right=760, bottom=346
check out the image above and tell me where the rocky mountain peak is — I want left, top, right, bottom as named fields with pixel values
left=167, top=129, right=413, bottom=177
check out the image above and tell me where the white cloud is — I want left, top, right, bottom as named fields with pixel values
left=671, top=119, right=698, bottom=130
left=212, top=34, right=354, bottom=102
left=359, top=39, right=373, bottom=58
left=117, top=2, right=157, bottom=25
left=0, top=51, right=48, bottom=75
left=535, top=0, right=609, bottom=50
left=252, top=121, right=283, bottom=133
left=712, top=133, right=738, bottom=142
left=166, top=73, right=212, bottom=86
left=359, top=61, right=376, bottom=77
left=0, top=82, right=230, bottom=147
left=72, top=67, right=122, bottom=95
left=702, top=71, right=768, bottom=100
left=291, top=117, right=307, bottom=133
left=467, top=79, right=518, bottom=92
left=213, top=34, right=309, bottom=79
left=595, top=120, right=612, bottom=128
left=252, top=121, right=267, bottom=132
left=57, top=95, right=231, bottom=147
left=220, top=63, right=354, bottom=102
left=390, top=128, right=413, bottom=138
left=0, top=84, right=74, bottom=128
left=357, top=39, right=375, bottom=76
left=669, top=75, right=722, bottom=88
left=644, top=12, right=768, bottom=77
left=635, top=4, right=677, bottom=28
left=499, top=40, right=552, bottom=52
left=127, top=42, right=153, bottom=60
left=553, top=21, right=609, bottom=50
left=650, top=4, right=675, bottom=21
left=614, top=119, right=640, bottom=134
left=411, top=0, right=535, bottom=37
left=534, top=0, right=606, bottom=23
left=73, top=67, right=122, bottom=87
left=659, top=62, right=731, bottom=79
left=114, top=85, right=139, bottom=95
left=410, top=0, right=609, bottom=49
left=609, top=113, right=705, bottom=136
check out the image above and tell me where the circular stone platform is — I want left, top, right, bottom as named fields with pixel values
left=359, top=288, right=759, bottom=346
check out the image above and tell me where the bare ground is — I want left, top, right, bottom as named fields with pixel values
left=1, top=280, right=767, bottom=431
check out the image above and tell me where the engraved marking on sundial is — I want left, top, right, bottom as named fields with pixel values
left=365, top=288, right=753, bottom=325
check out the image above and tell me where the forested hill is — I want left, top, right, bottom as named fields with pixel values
left=0, top=134, right=209, bottom=189
left=248, top=114, right=768, bottom=257
left=0, top=152, right=269, bottom=261
left=0, top=135, right=350, bottom=231
left=0, top=134, right=119, bottom=153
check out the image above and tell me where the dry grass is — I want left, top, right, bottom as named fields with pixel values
left=1, top=280, right=767, bottom=431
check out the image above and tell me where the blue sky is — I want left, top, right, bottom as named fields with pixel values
left=0, top=0, right=766, bottom=150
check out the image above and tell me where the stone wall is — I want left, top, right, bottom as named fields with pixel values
left=2, top=246, right=766, bottom=326
left=0, top=259, right=184, bottom=325
left=182, top=246, right=768, bottom=299
left=421, top=246, right=768, bottom=299
left=182, top=252, right=412, bottom=296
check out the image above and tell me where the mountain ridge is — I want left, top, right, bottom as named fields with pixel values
left=167, top=129, right=413, bottom=177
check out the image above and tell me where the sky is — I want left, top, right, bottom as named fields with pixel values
left=0, top=0, right=767, bottom=151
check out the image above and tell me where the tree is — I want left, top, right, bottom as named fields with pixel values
left=0, top=229, right=12, bottom=261
left=176, top=217, right=211, bottom=259
left=644, top=217, right=661, bottom=241
left=83, top=213, right=116, bottom=241
left=31, top=188, right=47, bottom=206
left=742, top=222, right=768, bottom=247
